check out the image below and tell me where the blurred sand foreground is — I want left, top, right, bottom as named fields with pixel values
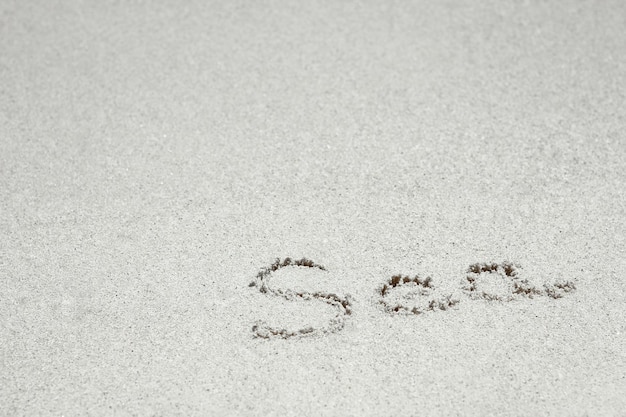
left=1, top=1, right=625, bottom=416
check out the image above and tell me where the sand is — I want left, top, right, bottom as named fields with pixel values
left=1, top=1, right=625, bottom=415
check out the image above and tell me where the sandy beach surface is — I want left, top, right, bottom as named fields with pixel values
left=2, top=1, right=625, bottom=415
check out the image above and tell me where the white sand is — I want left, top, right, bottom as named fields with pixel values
left=1, top=1, right=625, bottom=415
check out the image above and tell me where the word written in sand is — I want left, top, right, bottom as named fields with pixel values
left=250, top=258, right=576, bottom=339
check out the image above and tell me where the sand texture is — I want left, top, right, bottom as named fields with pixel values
left=1, top=1, right=625, bottom=416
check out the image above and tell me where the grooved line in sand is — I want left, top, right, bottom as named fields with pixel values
left=249, top=257, right=352, bottom=339
left=461, top=262, right=576, bottom=302
left=378, top=273, right=460, bottom=315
